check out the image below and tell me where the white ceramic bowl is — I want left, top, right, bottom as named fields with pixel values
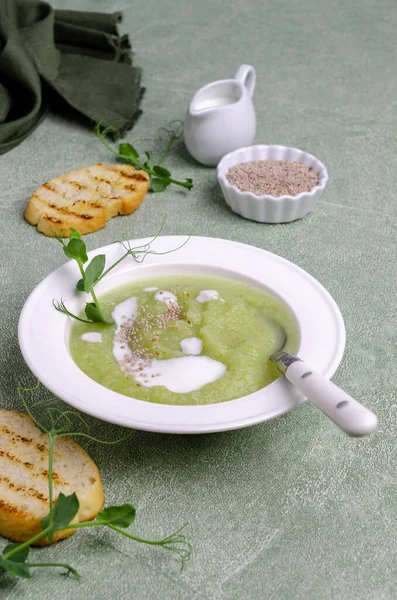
left=18, top=236, right=344, bottom=434
left=217, top=145, right=329, bottom=223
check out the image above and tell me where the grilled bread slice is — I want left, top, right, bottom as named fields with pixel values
left=0, top=410, right=104, bottom=546
left=24, top=163, right=150, bottom=237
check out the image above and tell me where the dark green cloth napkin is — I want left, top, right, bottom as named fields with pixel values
left=0, top=0, right=144, bottom=154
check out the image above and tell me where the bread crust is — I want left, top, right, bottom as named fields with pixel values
left=0, top=411, right=105, bottom=546
left=24, top=163, right=150, bottom=237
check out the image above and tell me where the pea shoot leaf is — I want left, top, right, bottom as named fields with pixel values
left=85, top=302, right=109, bottom=323
left=96, top=504, right=136, bottom=528
left=0, top=556, right=31, bottom=578
left=144, top=151, right=154, bottom=169
left=63, top=238, right=88, bottom=264
left=84, top=255, right=106, bottom=292
left=2, top=543, right=30, bottom=563
left=153, top=165, right=171, bottom=178
left=151, top=178, right=170, bottom=193
left=119, top=143, right=139, bottom=160
left=41, top=493, right=79, bottom=537
left=69, top=229, right=82, bottom=241
left=76, top=278, right=85, bottom=292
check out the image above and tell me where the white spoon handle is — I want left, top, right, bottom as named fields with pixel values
left=284, top=359, right=377, bottom=437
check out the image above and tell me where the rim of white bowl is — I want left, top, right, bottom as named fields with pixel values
left=18, top=236, right=345, bottom=434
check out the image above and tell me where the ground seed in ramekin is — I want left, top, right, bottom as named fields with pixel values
left=226, top=160, right=319, bottom=197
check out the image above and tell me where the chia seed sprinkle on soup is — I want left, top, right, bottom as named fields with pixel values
left=226, top=160, right=319, bottom=197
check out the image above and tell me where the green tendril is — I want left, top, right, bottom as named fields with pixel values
left=95, top=120, right=193, bottom=192
left=52, top=218, right=193, bottom=326
left=0, top=385, right=191, bottom=580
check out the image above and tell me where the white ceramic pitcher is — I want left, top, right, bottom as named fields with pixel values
left=183, top=65, right=256, bottom=167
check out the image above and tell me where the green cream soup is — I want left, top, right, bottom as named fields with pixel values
left=69, top=276, right=299, bottom=405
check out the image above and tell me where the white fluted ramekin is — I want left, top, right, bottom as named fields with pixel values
left=217, top=145, right=329, bottom=223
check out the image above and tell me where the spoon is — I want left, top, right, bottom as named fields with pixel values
left=269, top=324, right=377, bottom=437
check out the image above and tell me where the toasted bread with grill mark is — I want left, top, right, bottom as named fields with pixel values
left=24, top=163, right=150, bottom=237
left=0, top=410, right=104, bottom=546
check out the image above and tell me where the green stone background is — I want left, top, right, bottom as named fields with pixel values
left=1, top=0, right=397, bottom=597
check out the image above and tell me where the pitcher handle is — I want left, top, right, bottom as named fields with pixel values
left=234, top=64, right=256, bottom=98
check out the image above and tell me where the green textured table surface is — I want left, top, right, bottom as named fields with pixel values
left=1, top=0, right=397, bottom=598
